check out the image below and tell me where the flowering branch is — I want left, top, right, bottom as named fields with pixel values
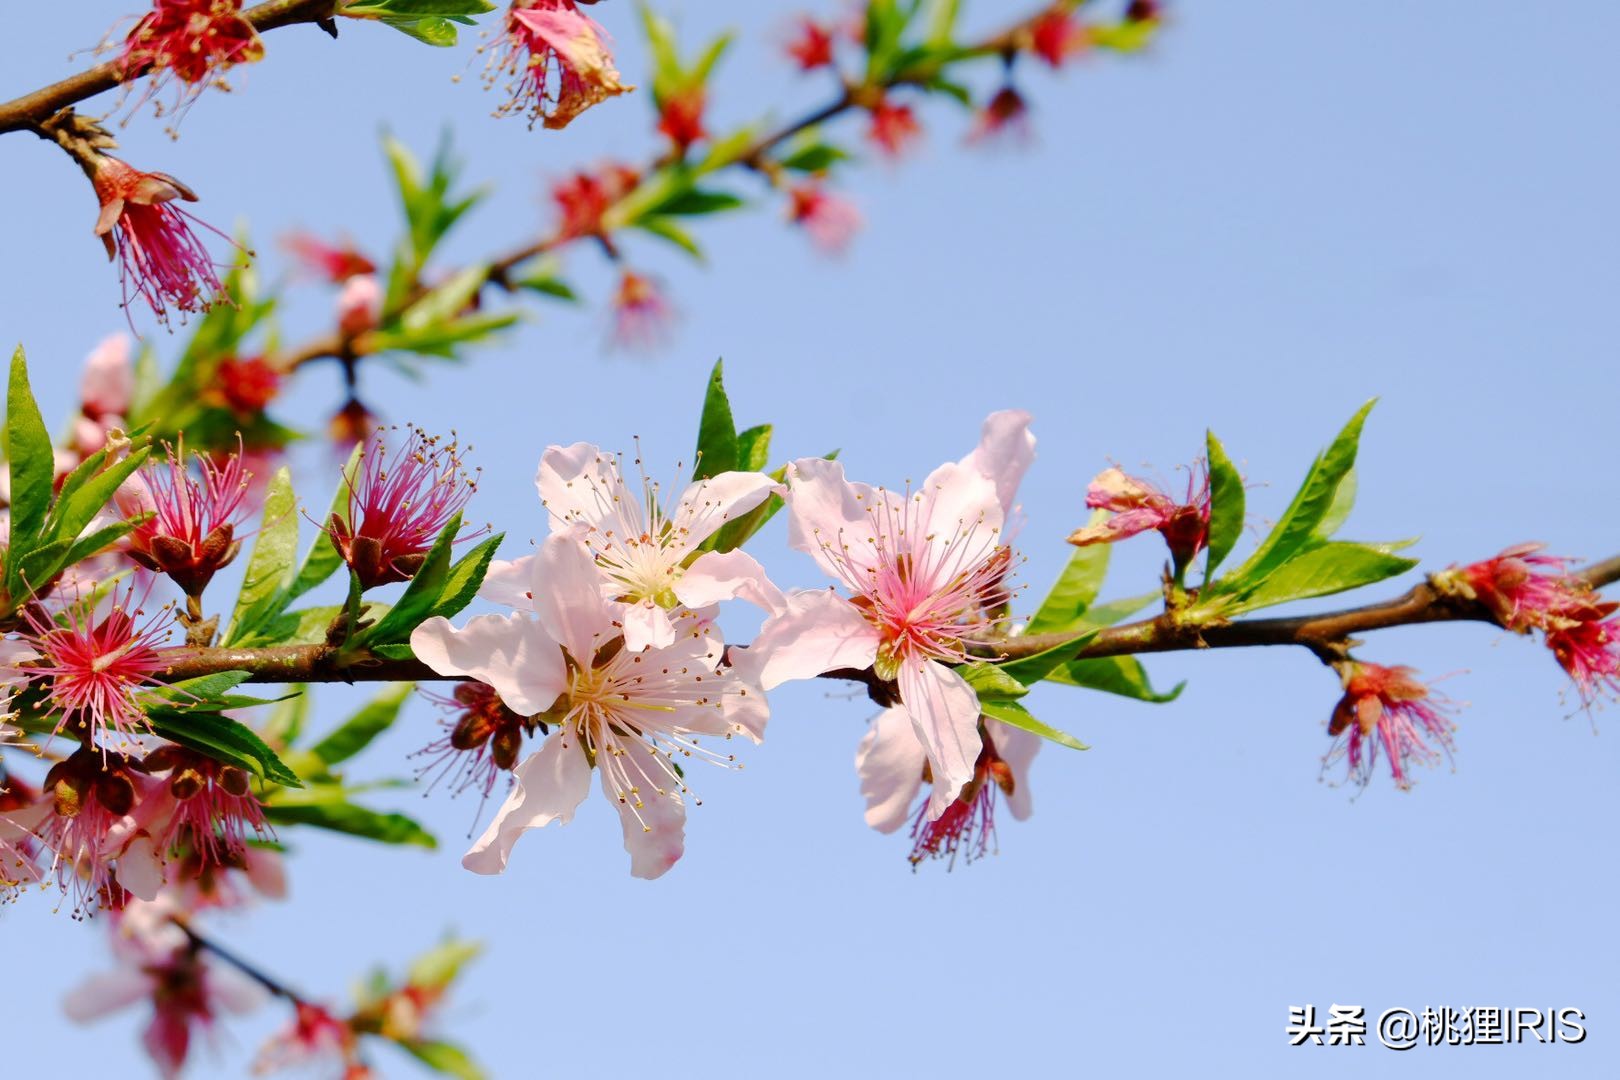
left=0, top=0, right=338, bottom=136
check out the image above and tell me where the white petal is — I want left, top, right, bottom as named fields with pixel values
left=531, top=534, right=618, bottom=664
left=986, top=718, right=1042, bottom=821
left=63, top=969, right=153, bottom=1022
left=783, top=457, right=883, bottom=579
left=117, top=836, right=167, bottom=902
left=855, top=707, right=928, bottom=833
left=959, top=409, right=1036, bottom=516
left=603, top=747, right=687, bottom=880
left=535, top=442, right=618, bottom=531
left=462, top=733, right=593, bottom=875
left=206, top=962, right=269, bottom=1015
left=674, top=549, right=786, bottom=615
left=915, top=459, right=1005, bottom=579
left=478, top=555, right=538, bottom=610
left=898, top=659, right=984, bottom=818
left=410, top=613, right=566, bottom=716
left=750, top=588, right=881, bottom=690
left=669, top=471, right=781, bottom=554
left=620, top=600, right=677, bottom=653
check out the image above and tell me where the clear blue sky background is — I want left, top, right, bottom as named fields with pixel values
left=2, top=3, right=1617, bottom=1077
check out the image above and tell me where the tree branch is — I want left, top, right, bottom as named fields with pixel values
left=0, top=0, right=338, bottom=135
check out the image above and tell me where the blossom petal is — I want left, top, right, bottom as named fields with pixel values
left=986, top=718, right=1042, bottom=821
left=783, top=457, right=883, bottom=579
left=117, top=835, right=166, bottom=902
left=1067, top=505, right=1167, bottom=546
left=63, top=969, right=153, bottom=1022
left=674, top=549, right=786, bottom=615
left=960, top=409, right=1035, bottom=516
left=916, top=459, right=1005, bottom=574
left=535, top=442, right=617, bottom=531
left=602, top=747, right=687, bottom=880
left=855, top=706, right=928, bottom=833
left=898, top=659, right=983, bottom=818
left=462, top=733, right=592, bottom=875
left=410, top=613, right=566, bottom=716
left=670, top=472, right=781, bottom=555
left=751, top=588, right=881, bottom=690
left=207, top=962, right=269, bottom=1015
left=478, top=555, right=538, bottom=610
left=620, top=599, right=678, bottom=653
left=531, top=533, right=618, bottom=664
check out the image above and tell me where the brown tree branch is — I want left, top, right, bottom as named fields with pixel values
left=0, top=0, right=338, bottom=135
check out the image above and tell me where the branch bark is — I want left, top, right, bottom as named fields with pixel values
left=0, top=0, right=338, bottom=135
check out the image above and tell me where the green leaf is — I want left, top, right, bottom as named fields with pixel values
left=693, top=359, right=738, bottom=479
left=956, top=662, right=1027, bottom=701
left=657, top=189, right=744, bottom=216
left=378, top=15, right=462, bottom=46
left=143, top=671, right=254, bottom=708
left=1217, top=401, right=1375, bottom=594
left=1228, top=541, right=1418, bottom=613
left=225, top=467, right=298, bottom=645
left=997, top=629, right=1100, bottom=688
left=399, top=1040, right=487, bottom=1080
left=264, top=801, right=436, bottom=848
left=146, top=711, right=303, bottom=787
left=433, top=532, right=503, bottom=623
left=341, top=0, right=495, bottom=15
left=6, top=346, right=53, bottom=542
left=778, top=140, right=850, bottom=174
left=1315, top=467, right=1356, bottom=539
left=1043, top=656, right=1184, bottom=703
left=1202, top=430, right=1244, bottom=581
left=407, top=939, right=483, bottom=991
left=735, top=423, right=772, bottom=472
left=979, top=699, right=1089, bottom=752
left=48, top=447, right=151, bottom=548
left=1026, top=525, right=1110, bottom=635
left=635, top=216, right=705, bottom=260
left=310, top=682, right=415, bottom=766
left=354, top=513, right=462, bottom=646
left=1079, top=590, right=1159, bottom=628
left=399, top=265, right=488, bottom=332
left=288, top=446, right=361, bottom=603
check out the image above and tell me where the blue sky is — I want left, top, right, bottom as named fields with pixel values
left=2, top=2, right=1617, bottom=1077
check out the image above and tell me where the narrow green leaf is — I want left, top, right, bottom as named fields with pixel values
left=355, top=513, right=461, bottom=646
left=1202, top=430, right=1244, bottom=581
left=146, top=711, right=303, bottom=787
left=693, top=360, right=738, bottom=479
left=142, top=671, right=254, bottom=707
left=341, top=0, right=495, bottom=15
left=979, top=699, right=1089, bottom=752
left=1026, top=524, right=1110, bottom=635
left=735, top=423, right=772, bottom=472
left=226, top=467, right=298, bottom=644
left=1230, top=541, right=1418, bottom=613
left=6, top=346, right=53, bottom=540
left=399, top=1040, right=487, bottom=1080
left=264, top=802, right=436, bottom=848
left=1315, top=467, right=1356, bottom=539
left=407, top=940, right=483, bottom=991
left=997, top=629, right=1100, bottom=688
left=1079, top=590, right=1159, bottom=628
left=310, top=682, right=415, bottom=766
left=1043, top=656, right=1184, bottom=703
left=49, top=447, right=151, bottom=546
left=636, top=216, right=705, bottom=260
left=289, top=445, right=362, bottom=602
left=432, top=532, right=503, bottom=622
left=956, top=662, right=1027, bottom=701
left=658, top=189, right=744, bottom=216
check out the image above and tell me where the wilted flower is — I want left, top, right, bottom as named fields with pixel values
left=1547, top=618, right=1620, bottom=706
left=90, top=156, right=227, bottom=326
left=867, top=97, right=921, bottom=157
left=326, top=427, right=480, bottom=590
left=1029, top=9, right=1089, bottom=67
left=123, top=438, right=251, bottom=597
left=280, top=231, right=375, bottom=282
left=215, top=355, right=282, bottom=415
left=1438, top=543, right=1604, bottom=634
left=27, top=746, right=163, bottom=910
left=609, top=269, right=673, bottom=349
left=857, top=707, right=1040, bottom=868
left=968, top=86, right=1032, bottom=144
left=657, top=88, right=708, bottom=151
left=487, top=0, right=631, bottom=130
left=256, top=1001, right=360, bottom=1076
left=140, top=744, right=269, bottom=875
left=411, top=534, right=768, bottom=879
left=751, top=411, right=1035, bottom=819
left=1067, top=462, right=1211, bottom=572
left=1323, top=662, right=1457, bottom=790
left=117, top=0, right=265, bottom=119
left=785, top=16, right=836, bottom=70
left=416, top=681, right=544, bottom=807
left=65, top=896, right=265, bottom=1077
left=787, top=183, right=862, bottom=254
left=550, top=162, right=639, bottom=239
left=19, top=585, right=173, bottom=748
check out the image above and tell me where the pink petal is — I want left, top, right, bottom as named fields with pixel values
left=478, top=555, right=538, bottom=610
left=531, top=534, right=618, bottom=664
left=898, top=659, right=984, bottom=818
left=206, top=961, right=269, bottom=1015
left=1067, top=505, right=1166, bottom=545
left=783, top=457, right=884, bottom=580
left=620, top=599, right=678, bottom=653
left=534, top=441, right=614, bottom=530
left=410, top=613, right=566, bottom=716
left=751, top=588, right=881, bottom=690
left=670, top=471, right=781, bottom=555
left=63, top=969, right=154, bottom=1022
left=79, top=334, right=134, bottom=417
left=117, top=835, right=167, bottom=902
left=986, top=718, right=1042, bottom=821
left=601, top=751, right=687, bottom=880
left=959, top=409, right=1035, bottom=516
left=674, top=549, right=786, bottom=615
left=462, top=732, right=593, bottom=875
left=855, top=706, right=928, bottom=833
